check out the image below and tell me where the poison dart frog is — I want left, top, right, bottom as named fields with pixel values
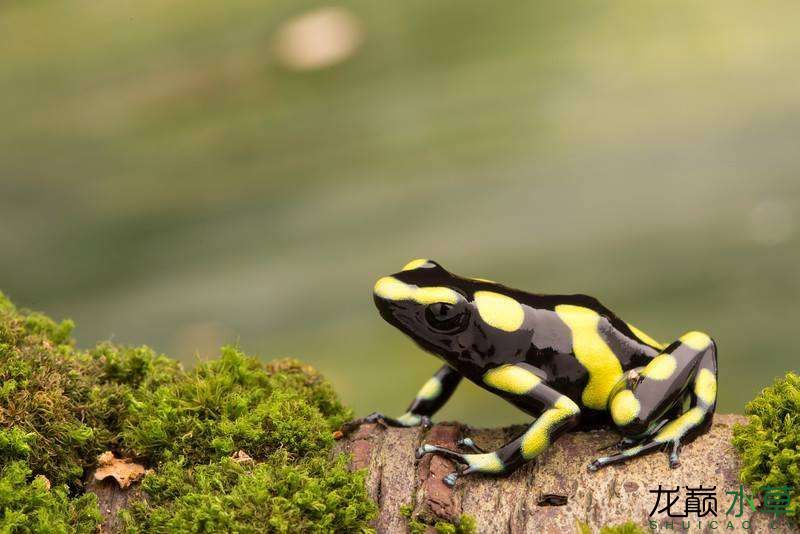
left=343, top=259, right=718, bottom=487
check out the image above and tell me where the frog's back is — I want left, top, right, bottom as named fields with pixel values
left=507, top=290, right=662, bottom=417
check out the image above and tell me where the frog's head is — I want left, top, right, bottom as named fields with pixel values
left=373, top=259, right=472, bottom=357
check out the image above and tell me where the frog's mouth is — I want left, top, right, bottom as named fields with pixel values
left=373, top=292, right=470, bottom=360
left=373, top=293, right=418, bottom=334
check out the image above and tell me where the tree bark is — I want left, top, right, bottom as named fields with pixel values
left=333, top=414, right=797, bottom=533
left=86, top=475, right=144, bottom=533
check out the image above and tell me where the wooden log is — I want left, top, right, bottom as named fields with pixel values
left=85, top=475, right=143, bottom=533
left=334, top=414, right=797, bottom=533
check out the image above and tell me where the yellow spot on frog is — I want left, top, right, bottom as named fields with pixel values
left=610, top=389, right=641, bottom=426
left=373, top=277, right=458, bottom=305
left=417, top=377, right=441, bottom=400
left=396, top=412, right=421, bottom=426
left=402, top=258, right=430, bottom=271
left=555, top=305, right=623, bottom=411
left=655, top=407, right=705, bottom=442
left=520, top=418, right=553, bottom=459
left=474, top=291, right=525, bottom=332
left=623, top=445, right=644, bottom=457
left=627, top=323, right=666, bottom=350
left=694, top=368, right=717, bottom=406
left=555, top=395, right=580, bottom=414
left=483, top=365, right=541, bottom=395
left=641, top=353, right=677, bottom=381
left=464, top=452, right=504, bottom=473
left=680, top=331, right=712, bottom=351
left=520, top=400, right=576, bottom=459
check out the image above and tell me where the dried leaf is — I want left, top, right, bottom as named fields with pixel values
left=231, top=450, right=253, bottom=464
left=94, top=451, right=145, bottom=489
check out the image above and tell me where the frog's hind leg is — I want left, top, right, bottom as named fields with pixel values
left=590, top=331, right=717, bottom=471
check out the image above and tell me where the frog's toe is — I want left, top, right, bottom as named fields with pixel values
left=597, top=436, right=639, bottom=452
left=588, top=456, right=615, bottom=472
left=339, top=412, right=383, bottom=434
left=443, top=472, right=459, bottom=487
left=668, top=440, right=681, bottom=469
left=415, top=444, right=436, bottom=459
left=456, top=437, right=485, bottom=454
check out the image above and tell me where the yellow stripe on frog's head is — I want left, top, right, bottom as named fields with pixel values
left=402, top=258, right=432, bottom=271
left=373, top=276, right=460, bottom=305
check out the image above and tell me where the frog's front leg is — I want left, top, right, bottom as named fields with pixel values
left=417, top=363, right=581, bottom=487
left=340, top=364, right=462, bottom=434
left=590, top=331, right=718, bottom=471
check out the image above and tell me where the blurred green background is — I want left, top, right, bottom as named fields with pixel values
left=2, top=1, right=798, bottom=425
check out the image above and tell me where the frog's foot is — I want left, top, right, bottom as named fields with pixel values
left=417, top=445, right=508, bottom=487
left=416, top=443, right=467, bottom=463
left=596, top=436, right=641, bottom=453
left=668, top=438, right=682, bottom=468
left=588, top=434, right=690, bottom=472
left=339, top=412, right=431, bottom=436
left=595, top=417, right=674, bottom=452
left=594, top=332, right=718, bottom=472
left=456, top=437, right=485, bottom=454
left=416, top=444, right=469, bottom=487
left=443, top=468, right=463, bottom=488
left=588, top=440, right=663, bottom=472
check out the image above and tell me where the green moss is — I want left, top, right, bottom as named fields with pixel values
left=121, top=454, right=374, bottom=533
left=0, top=292, right=180, bottom=487
left=0, top=292, right=110, bottom=486
left=599, top=522, right=647, bottom=534
left=122, top=348, right=351, bottom=464
left=577, top=521, right=646, bottom=534
left=0, top=461, right=101, bottom=533
left=733, top=371, right=800, bottom=523
left=0, top=292, right=376, bottom=532
left=401, top=504, right=476, bottom=534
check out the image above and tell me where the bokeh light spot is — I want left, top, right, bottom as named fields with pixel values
left=273, top=7, right=364, bottom=71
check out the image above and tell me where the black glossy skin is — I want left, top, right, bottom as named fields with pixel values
left=374, top=263, right=661, bottom=427
left=344, top=260, right=718, bottom=486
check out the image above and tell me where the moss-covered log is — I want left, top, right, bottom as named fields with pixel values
left=334, top=415, right=797, bottom=533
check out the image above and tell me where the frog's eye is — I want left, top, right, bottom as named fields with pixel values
left=424, top=302, right=468, bottom=332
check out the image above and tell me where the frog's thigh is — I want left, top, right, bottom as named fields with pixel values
left=615, top=331, right=717, bottom=433
left=594, top=332, right=717, bottom=470
left=652, top=333, right=717, bottom=441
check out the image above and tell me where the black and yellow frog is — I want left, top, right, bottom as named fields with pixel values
left=343, top=259, right=718, bottom=487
